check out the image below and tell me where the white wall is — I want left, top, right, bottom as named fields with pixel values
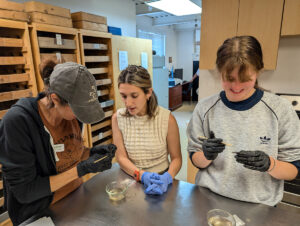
left=136, top=16, right=177, bottom=69
left=14, top=0, right=136, bottom=37
left=176, top=29, right=194, bottom=81
left=198, top=36, right=300, bottom=99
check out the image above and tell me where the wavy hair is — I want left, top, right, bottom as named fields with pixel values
left=118, top=65, right=158, bottom=118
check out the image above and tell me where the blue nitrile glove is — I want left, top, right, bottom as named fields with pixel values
left=141, top=172, right=160, bottom=188
left=144, top=183, right=163, bottom=195
left=151, top=172, right=173, bottom=193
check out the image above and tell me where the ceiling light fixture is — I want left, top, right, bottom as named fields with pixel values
left=146, top=0, right=202, bottom=16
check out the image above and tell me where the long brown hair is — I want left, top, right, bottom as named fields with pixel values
left=216, top=36, right=264, bottom=89
left=118, top=65, right=158, bottom=119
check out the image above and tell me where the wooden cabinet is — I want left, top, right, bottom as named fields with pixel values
left=29, top=23, right=81, bottom=92
left=281, top=0, right=300, bottom=36
left=200, top=0, right=284, bottom=70
left=169, top=85, right=182, bottom=111
left=0, top=19, right=37, bottom=121
left=237, top=0, right=284, bottom=70
left=28, top=23, right=90, bottom=148
left=199, top=0, right=239, bottom=70
left=111, top=36, right=153, bottom=110
left=78, top=30, right=115, bottom=149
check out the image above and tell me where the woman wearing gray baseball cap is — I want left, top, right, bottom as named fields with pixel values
left=0, top=60, right=116, bottom=225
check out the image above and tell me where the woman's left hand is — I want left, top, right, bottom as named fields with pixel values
left=235, top=150, right=271, bottom=172
left=150, top=172, right=173, bottom=193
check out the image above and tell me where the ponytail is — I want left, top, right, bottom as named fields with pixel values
left=39, top=59, right=68, bottom=108
left=147, top=91, right=158, bottom=119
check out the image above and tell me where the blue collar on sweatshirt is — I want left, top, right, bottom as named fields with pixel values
left=220, top=89, right=264, bottom=111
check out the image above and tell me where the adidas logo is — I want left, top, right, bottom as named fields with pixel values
left=260, top=136, right=271, bottom=144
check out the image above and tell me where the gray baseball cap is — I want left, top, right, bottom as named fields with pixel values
left=49, top=62, right=105, bottom=124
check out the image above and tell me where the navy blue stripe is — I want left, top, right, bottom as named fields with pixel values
left=189, top=152, right=201, bottom=169
left=261, top=99, right=278, bottom=121
left=290, top=160, right=300, bottom=177
left=220, top=89, right=264, bottom=111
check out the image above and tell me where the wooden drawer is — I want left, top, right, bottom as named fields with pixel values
left=91, top=119, right=111, bottom=132
left=40, top=53, right=77, bottom=63
left=88, top=67, right=109, bottom=75
left=0, top=73, right=29, bottom=84
left=92, top=130, right=112, bottom=143
left=0, top=89, right=32, bottom=102
left=0, top=37, right=23, bottom=47
left=38, top=37, right=76, bottom=49
left=95, top=78, right=111, bottom=86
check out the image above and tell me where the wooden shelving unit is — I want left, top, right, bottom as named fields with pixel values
left=28, top=23, right=91, bottom=148
left=0, top=19, right=37, bottom=225
left=0, top=19, right=37, bottom=121
left=78, top=29, right=115, bottom=148
left=28, top=22, right=81, bottom=92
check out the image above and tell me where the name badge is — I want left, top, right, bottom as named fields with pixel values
left=53, top=144, right=64, bottom=161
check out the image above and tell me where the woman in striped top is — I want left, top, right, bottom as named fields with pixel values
left=112, top=65, right=182, bottom=195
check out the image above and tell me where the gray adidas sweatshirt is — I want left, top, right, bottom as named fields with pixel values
left=187, top=90, right=300, bottom=206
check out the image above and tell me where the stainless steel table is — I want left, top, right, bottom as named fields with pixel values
left=49, top=164, right=300, bottom=226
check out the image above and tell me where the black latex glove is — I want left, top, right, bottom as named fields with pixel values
left=90, top=144, right=117, bottom=158
left=77, top=153, right=113, bottom=177
left=199, top=131, right=225, bottom=160
left=235, top=150, right=271, bottom=172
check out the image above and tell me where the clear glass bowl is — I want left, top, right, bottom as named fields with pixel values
left=106, top=181, right=128, bottom=201
left=207, top=209, right=236, bottom=226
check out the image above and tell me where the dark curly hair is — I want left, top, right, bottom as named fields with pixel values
left=39, top=58, right=68, bottom=108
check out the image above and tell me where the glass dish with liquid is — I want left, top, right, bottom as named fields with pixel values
left=106, top=181, right=128, bottom=201
left=207, top=209, right=236, bottom=226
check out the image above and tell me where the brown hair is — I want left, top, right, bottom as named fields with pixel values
left=216, top=36, right=264, bottom=89
left=118, top=65, right=158, bottom=119
left=39, top=58, right=68, bottom=108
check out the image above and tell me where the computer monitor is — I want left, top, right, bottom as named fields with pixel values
left=174, top=68, right=183, bottom=80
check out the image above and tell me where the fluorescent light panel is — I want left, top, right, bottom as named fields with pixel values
left=146, top=0, right=202, bottom=16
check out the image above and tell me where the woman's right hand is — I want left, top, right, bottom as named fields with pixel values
left=141, top=172, right=160, bottom=188
left=200, top=131, right=225, bottom=160
left=77, top=153, right=113, bottom=177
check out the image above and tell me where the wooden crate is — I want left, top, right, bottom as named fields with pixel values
left=77, top=29, right=115, bottom=148
left=0, top=0, right=25, bottom=12
left=71, top=12, right=107, bottom=24
left=25, top=1, right=72, bottom=27
left=72, top=11, right=107, bottom=32
left=0, top=9, right=28, bottom=22
left=24, top=1, right=71, bottom=18
left=73, top=21, right=108, bottom=32
left=0, top=19, right=37, bottom=121
left=28, top=12, right=73, bottom=28
left=0, top=0, right=28, bottom=22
